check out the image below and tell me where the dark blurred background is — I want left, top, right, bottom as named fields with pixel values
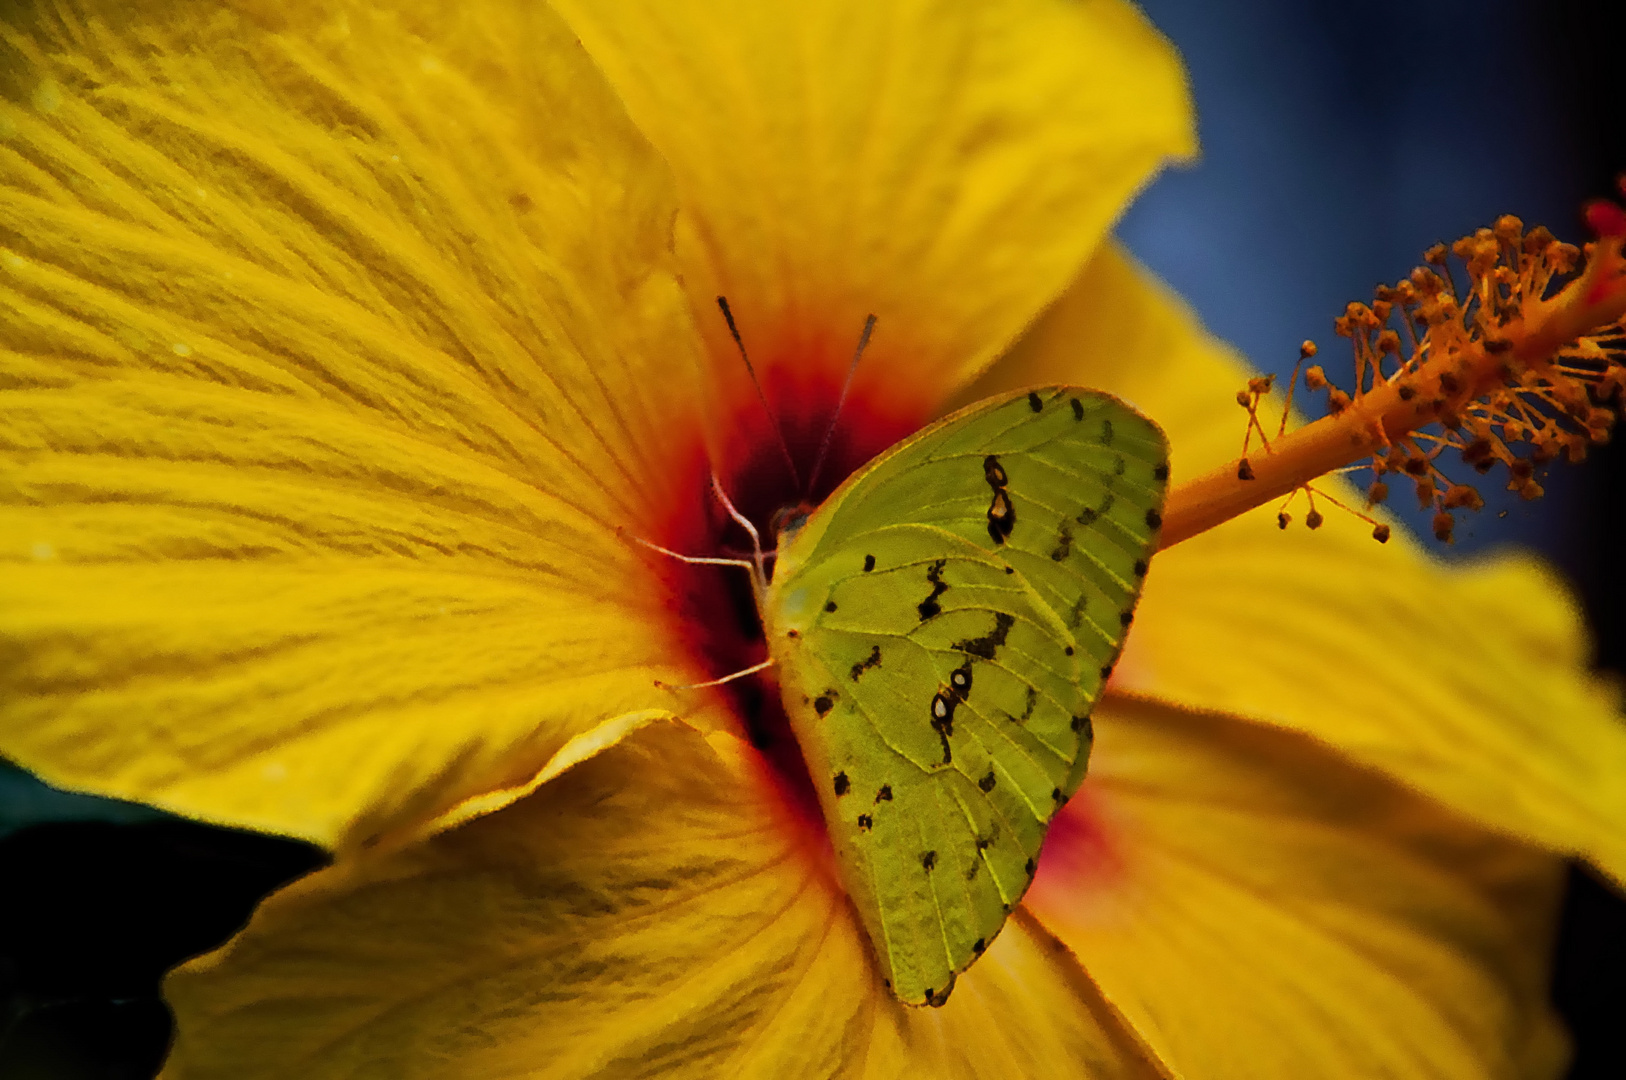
left=1119, top=0, right=1626, bottom=1075
left=2, top=0, right=1623, bottom=1076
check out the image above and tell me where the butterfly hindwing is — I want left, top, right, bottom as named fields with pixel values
left=763, top=388, right=1168, bottom=1006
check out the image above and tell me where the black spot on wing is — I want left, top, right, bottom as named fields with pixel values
left=930, top=691, right=957, bottom=764
left=952, top=612, right=1014, bottom=660
left=833, top=772, right=850, bottom=796
left=857, top=813, right=873, bottom=832
left=1019, top=685, right=1038, bottom=722
left=983, top=454, right=1009, bottom=489
left=1070, top=397, right=1084, bottom=420
left=948, top=660, right=973, bottom=701
left=983, top=454, right=1015, bottom=545
left=1101, top=418, right=1115, bottom=444
left=1027, top=391, right=1043, bottom=412
left=1146, top=507, right=1163, bottom=529
left=1133, top=558, right=1149, bottom=578
left=863, top=553, right=876, bottom=572
left=917, top=559, right=949, bottom=620
left=1067, top=595, right=1087, bottom=630
left=1071, top=714, right=1093, bottom=736
left=849, top=644, right=882, bottom=681
left=986, top=488, right=1016, bottom=545
left=1077, top=492, right=1114, bottom=525
left=922, top=850, right=938, bottom=871
left=973, top=937, right=987, bottom=955
left=814, top=693, right=835, bottom=717
left=1154, top=461, right=1170, bottom=482
left=978, top=770, right=996, bottom=793
left=875, top=784, right=893, bottom=803
left=1050, top=522, right=1073, bottom=561
left=824, top=600, right=838, bottom=613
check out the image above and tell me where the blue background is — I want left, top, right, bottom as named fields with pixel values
left=1118, top=2, right=1625, bottom=1075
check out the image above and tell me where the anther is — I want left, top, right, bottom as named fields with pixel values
left=1460, top=439, right=1494, bottom=467
left=1441, top=484, right=1485, bottom=512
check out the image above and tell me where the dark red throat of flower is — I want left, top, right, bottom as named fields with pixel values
left=648, top=338, right=932, bottom=820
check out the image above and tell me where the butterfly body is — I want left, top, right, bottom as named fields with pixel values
left=760, top=386, right=1169, bottom=1006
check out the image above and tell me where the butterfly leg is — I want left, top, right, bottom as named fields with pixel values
left=654, top=655, right=776, bottom=691
left=709, top=470, right=769, bottom=595
left=619, top=523, right=767, bottom=603
left=619, top=529, right=759, bottom=573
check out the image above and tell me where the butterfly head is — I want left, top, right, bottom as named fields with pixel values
left=769, top=501, right=813, bottom=550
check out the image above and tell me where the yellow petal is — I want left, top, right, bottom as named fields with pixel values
left=972, top=242, right=1626, bottom=883
left=0, top=0, right=722, bottom=845
left=165, top=720, right=1166, bottom=1080
left=1027, top=697, right=1570, bottom=1079
left=550, top=0, right=1195, bottom=419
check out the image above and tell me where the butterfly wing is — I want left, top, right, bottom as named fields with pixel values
left=763, top=387, right=1168, bottom=1006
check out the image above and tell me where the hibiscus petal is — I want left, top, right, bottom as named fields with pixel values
left=0, top=0, right=719, bottom=846
left=164, top=720, right=1165, bottom=1080
left=971, top=242, right=1626, bottom=884
left=550, top=0, right=1195, bottom=412
left=1027, top=696, right=1571, bottom=1079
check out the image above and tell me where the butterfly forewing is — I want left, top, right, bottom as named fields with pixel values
left=763, top=388, right=1168, bottom=1006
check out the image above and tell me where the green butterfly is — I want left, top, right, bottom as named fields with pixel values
left=738, top=385, right=1170, bottom=1007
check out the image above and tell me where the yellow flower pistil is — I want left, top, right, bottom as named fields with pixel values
left=1160, top=202, right=1626, bottom=548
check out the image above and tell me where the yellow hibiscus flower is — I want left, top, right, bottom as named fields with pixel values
left=1, top=0, right=1623, bottom=1077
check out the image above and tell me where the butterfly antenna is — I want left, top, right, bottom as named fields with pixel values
left=804, top=313, right=877, bottom=498
left=717, top=296, right=800, bottom=490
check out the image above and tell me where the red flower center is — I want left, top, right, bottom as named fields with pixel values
left=645, top=335, right=934, bottom=830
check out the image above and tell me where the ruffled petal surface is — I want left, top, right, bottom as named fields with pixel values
left=0, top=0, right=720, bottom=847
left=970, top=243, right=1626, bottom=883
left=164, top=720, right=1166, bottom=1080
left=1026, top=697, right=1569, bottom=1079
left=550, top=0, right=1195, bottom=428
